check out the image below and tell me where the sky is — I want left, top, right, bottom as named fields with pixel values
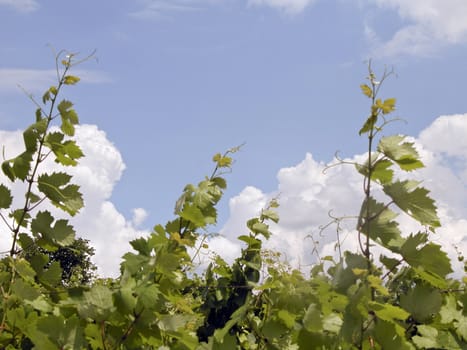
left=0, top=0, right=466, bottom=277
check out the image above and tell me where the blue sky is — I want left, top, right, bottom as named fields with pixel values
left=1, top=0, right=466, bottom=276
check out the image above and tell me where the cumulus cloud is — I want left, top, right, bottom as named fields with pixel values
left=131, top=208, right=149, bottom=227
left=247, top=0, right=317, bottom=15
left=0, top=124, right=148, bottom=277
left=0, top=0, right=39, bottom=12
left=219, top=114, right=467, bottom=277
left=365, top=0, right=467, bottom=57
left=0, top=69, right=111, bottom=94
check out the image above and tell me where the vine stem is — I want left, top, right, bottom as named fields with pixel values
left=9, top=57, right=72, bottom=256
left=2, top=55, right=74, bottom=335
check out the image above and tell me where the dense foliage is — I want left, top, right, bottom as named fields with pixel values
left=0, top=53, right=465, bottom=349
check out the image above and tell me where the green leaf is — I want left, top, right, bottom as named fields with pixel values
left=380, top=97, right=396, bottom=114
left=158, top=314, right=196, bottom=332
left=251, top=222, right=271, bottom=238
left=38, top=172, right=83, bottom=215
left=383, top=180, right=440, bottom=228
left=11, top=278, right=40, bottom=300
left=403, top=243, right=453, bottom=281
left=357, top=197, right=403, bottom=250
left=440, top=295, right=463, bottom=324
left=413, top=267, right=450, bottom=289
left=359, top=114, right=377, bottom=136
left=15, top=258, right=36, bottom=281
left=400, top=284, right=442, bottom=322
left=48, top=85, right=58, bottom=96
left=212, top=153, right=232, bottom=168
left=17, top=233, right=34, bottom=250
left=378, top=135, right=424, bottom=171
left=42, top=89, right=51, bottom=104
left=277, top=309, right=296, bottom=329
left=369, top=301, right=410, bottom=322
left=38, top=261, right=62, bottom=287
left=370, top=159, right=394, bottom=184
left=45, top=132, right=84, bottom=166
left=380, top=255, right=401, bottom=272
left=247, top=218, right=271, bottom=239
left=412, top=325, right=439, bottom=348
left=180, top=203, right=206, bottom=227
left=303, top=303, right=322, bottom=332
left=1, top=160, right=14, bottom=181
left=57, top=100, right=79, bottom=136
left=261, top=209, right=279, bottom=223
left=130, top=237, right=151, bottom=256
left=211, top=176, right=227, bottom=189
left=367, top=275, right=389, bottom=296
left=0, top=184, right=12, bottom=208
left=28, top=191, right=41, bottom=204
left=10, top=208, right=31, bottom=227
left=322, top=313, right=342, bottom=333
left=2, top=151, right=34, bottom=181
left=360, top=84, right=373, bottom=98
left=456, top=316, right=467, bottom=341
left=262, top=319, right=288, bottom=340
left=27, top=295, right=53, bottom=313
left=79, top=285, right=114, bottom=321
left=114, top=287, right=137, bottom=314
left=23, top=120, right=45, bottom=152
left=31, top=211, right=76, bottom=246
left=63, top=75, right=80, bottom=85
left=373, top=319, right=412, bottom=350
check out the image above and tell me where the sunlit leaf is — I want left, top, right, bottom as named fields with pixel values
left=378, top=135, right=424, bottom=171
left=63, top=75, right=80, bottom=85
left=360, top=84, right=373, bottom=98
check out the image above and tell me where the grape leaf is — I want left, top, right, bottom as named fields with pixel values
left=378, top=135, right=424, bottom=171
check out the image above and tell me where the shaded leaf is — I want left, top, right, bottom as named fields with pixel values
left=0, top=184, right=12, bottom=208
left=360, top=84, right=373, bottom=98
left=400, top=284, right=442, bottom=322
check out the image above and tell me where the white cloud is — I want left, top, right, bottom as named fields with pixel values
left=247, top=0, right=317, bottom=14
left=132, top=208, right=149, bottom=227
left=0, top=0, right=39, bottom=12
left=365, top=0, right=467, bottom=57
left=0, top=69, right=111, bottom=94
left=130, top=0, right=204, bottom=19
left=219, top=114, right=467, bottom=277
left=131, top=0, right=315, bottom=17
left=0, top=124, right=148, bottom=277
